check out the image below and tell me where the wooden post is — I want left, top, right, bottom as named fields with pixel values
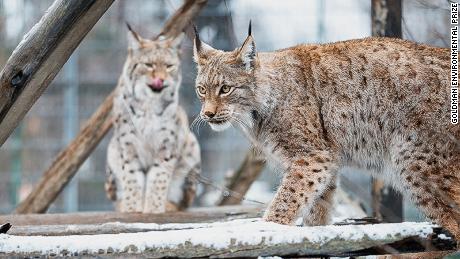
left=219, top=148, right=265, bottom=206
left=0, top=0, right=115, bottom=146
left=371, top=0, right=403, bottom=222
left=15, top=0, right=209, bottom=214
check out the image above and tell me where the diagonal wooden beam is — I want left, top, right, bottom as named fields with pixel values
left=15, top=92, right=114, bottom=214
left=0, top=0, right=115, bottom=146
left=155, top=0, right=208, bottom=40
left=15, top=0, right=209, bottom=214
left=218, top=148, right=265, bottom=206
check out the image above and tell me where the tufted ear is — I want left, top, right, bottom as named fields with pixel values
left=237, top=20, right=257, bottom=72
left=193, top=25, right=217, bottom=65
left=126, top=23, right=143, bottom=51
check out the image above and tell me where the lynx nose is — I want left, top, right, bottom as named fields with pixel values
left=204, top=111, right=216, bottom=118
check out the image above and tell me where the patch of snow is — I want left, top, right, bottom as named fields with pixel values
left=438, top=233, right=452, bottom=240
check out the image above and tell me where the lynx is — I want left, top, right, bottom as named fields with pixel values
left=193, top=24, right=460, bottom=238
left=105, top=25, right=200, bottom=213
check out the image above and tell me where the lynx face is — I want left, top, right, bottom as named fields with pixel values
left=124, top=27, right=183, bottom=105
left=193, top=33, right=258, bottom=131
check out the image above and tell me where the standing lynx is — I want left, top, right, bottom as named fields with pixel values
left=105, top=26, right=200, bottom=213
left=193, top=25, right=460, bottom=238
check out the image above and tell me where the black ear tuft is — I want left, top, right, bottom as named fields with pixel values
left=126, top=22, right=142, bottom=43
left=248, top=20, right=252, bottom=36
left=193, top=24, right=201, bottom=52
left=126, top=22, right=134, bottom=33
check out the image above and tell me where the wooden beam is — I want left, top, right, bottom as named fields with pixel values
left=371, top=0, right=403, bottom=223
left=0, top=220, right=454, bottom=257
left=15, top=0, right=209, bottom=214
left=219, top=148, right=265, bottom=206
left=15, top=92, right=114, bottom=214
left=0, top=0, right=114, bottom=146
left=155, top=0, right=208, bottom=40
left=6, top=205, right=262, bottom=226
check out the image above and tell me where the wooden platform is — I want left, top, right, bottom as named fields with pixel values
left=0, top=206, right=456, bottom=257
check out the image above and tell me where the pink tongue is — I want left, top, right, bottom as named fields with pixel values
left=150, top=78, right=163, bottom=90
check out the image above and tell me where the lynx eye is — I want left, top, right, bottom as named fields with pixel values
left=220, top=85, right=233, bottom=95
left=144, top=63, right=154, bottom=68
left=166, top=64, right=174, bottom=69
left=197, top=85, right=206, bottom=96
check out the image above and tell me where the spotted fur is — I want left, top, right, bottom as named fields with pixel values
left=193, top=31, right=460, bottom=238
left=105, top=27, right=200, bottom=213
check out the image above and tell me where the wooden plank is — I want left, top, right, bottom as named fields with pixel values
left=219, top=148, right=265, bottom=205
left=15, top=0, right=209, bottom=214
left=5, top=205, right=261, bottom=226
left=0, top=220, right=454, bottom=257
left=370, top=0, right=403, bottom=223
left=0, top=0, right=114, bottom=146
left=15, top=92, right=114, bottom=214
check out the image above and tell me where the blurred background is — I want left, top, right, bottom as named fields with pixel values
left=0, top=0, right=451, bottom=220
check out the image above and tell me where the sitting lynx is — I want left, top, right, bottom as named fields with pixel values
left=193, top=24, right=460, bottom=238
left=105, top=25, right=200, bottom=213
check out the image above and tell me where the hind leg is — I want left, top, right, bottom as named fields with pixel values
left=396, top=137, right=460, bottom=239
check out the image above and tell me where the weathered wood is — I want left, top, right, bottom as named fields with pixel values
left=15, top=0, right=209, bottom=214
left=15, top=92, right=114, bottom=214
left=9, top=222, right=192, bottom=236
left=0, top=0, right=114, bottom=146
left=219, top=148, right=265, bottom=205
left=155, top=0, right=208, bottom=40
left=371, top=0, right=403, bottom=223
left=0, top=220, right=453, bottom=257
left=7, top=205, right=262, bottom=226
left=375, top=251, right=456, bottom=259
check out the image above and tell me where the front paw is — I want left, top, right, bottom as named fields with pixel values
left=263, top=210, right=293, bottom=225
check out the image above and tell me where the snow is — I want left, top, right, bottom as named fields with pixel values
left=0, top=219, right=435, bottom=256
left=438, top=233, right=452, bottom=240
